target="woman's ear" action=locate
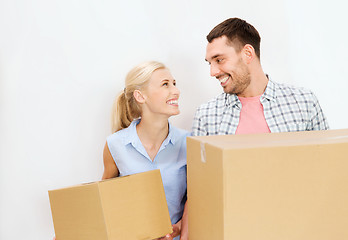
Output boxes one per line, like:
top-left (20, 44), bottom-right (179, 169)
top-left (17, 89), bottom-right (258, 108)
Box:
top-left (133, 90), bottom-right (146, 104)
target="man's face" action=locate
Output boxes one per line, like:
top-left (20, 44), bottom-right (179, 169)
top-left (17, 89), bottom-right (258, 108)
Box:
top-left (205, 36), bottom-right (251, 96)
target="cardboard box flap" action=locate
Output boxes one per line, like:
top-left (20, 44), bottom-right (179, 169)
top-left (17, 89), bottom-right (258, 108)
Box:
top-left (189, 129), bottom-right (348, 150)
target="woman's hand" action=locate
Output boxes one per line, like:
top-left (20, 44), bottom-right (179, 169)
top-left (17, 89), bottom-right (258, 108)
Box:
top-left (157, 220), bottom-right (181, 240)
top-left (171, 220), bottom-right (181, 238)
top-left (157, 234), bottom-right (173, 240)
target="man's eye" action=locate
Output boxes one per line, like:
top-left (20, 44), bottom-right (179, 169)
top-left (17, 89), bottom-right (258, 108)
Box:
top-left (217, 59), bottom-right (223, 63)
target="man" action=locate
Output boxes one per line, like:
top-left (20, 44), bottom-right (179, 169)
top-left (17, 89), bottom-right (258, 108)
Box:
top-left (192, 17), bottom-right (329, 136)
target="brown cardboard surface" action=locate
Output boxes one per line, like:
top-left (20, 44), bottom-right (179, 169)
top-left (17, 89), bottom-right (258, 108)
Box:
top-left (191, 128), bottom-right (348, 150)
top-left (49, 170), bottom-right (172, 240)
top-left (49, 184), bottom-right (108, 240)
top-left (187, 129), bottom-right (348, 240)
top-left (98, 170), bottom-right (172, 239)
top-left (187, 141), bottom-right (224, 240)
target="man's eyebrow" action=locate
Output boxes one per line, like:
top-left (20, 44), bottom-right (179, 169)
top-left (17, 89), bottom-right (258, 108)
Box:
top-left (205, 54), bottom-right (222, 62)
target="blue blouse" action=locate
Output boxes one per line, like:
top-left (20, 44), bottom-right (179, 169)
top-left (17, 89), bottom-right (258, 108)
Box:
top-left (107, 119), bottom-right (190, 226)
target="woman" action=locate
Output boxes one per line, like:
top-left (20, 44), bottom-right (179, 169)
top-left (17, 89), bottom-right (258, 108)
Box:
top-left (102, 61), bottom-right (189, 240)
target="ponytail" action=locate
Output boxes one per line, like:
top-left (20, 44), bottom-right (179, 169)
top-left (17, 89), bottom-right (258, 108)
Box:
top-left (111, 89), bottom-right (141, 133)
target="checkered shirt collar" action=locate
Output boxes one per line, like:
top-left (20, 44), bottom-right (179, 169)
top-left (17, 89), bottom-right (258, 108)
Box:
top-left (225, 76), bottom-right (277, 107)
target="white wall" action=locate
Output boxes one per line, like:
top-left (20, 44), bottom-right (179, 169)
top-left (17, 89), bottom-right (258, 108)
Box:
top-left (1, 0), bottom-right (347, 239)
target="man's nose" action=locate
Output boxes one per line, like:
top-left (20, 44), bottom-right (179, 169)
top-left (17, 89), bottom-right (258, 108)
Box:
top-left (210, 63), bottom-right (220, 77)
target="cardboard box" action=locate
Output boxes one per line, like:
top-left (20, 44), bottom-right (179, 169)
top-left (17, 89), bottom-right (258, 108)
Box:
top-left (49, 169), bottom-right (172, 240)
top-left (187, 129), bottom-right (348, 240)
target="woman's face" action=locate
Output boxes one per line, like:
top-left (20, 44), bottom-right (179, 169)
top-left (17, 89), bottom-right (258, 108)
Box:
top-left (141, 68), bottom-right (180, 118)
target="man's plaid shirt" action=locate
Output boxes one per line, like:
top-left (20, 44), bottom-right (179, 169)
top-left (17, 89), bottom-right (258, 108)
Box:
top-left (192, 80), bottom-right (329, 136)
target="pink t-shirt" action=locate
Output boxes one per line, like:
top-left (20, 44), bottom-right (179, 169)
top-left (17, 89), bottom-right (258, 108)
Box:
top-left (235, 95), bottom-right (271, 135)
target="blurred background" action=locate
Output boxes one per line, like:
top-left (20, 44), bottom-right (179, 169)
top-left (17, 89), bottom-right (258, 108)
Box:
top-left (1, 0), bottom-right (347, 239)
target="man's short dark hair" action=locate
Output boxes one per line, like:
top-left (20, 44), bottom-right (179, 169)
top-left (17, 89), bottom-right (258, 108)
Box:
top-left (207, 18), bottom-right (261, 59)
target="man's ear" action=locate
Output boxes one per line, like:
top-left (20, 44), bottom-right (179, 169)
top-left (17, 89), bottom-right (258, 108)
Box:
top-left (133, 90), bottom-right (146, 104)
top-left (242, 44), bottom-right (255, 64)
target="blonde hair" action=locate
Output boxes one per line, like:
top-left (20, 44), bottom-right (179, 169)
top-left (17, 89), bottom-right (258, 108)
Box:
top-left (111, 61), bottom-right (166, 133)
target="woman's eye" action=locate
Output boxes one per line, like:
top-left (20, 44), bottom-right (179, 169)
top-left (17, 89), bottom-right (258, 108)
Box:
top-left (162, 83), bottom-right (168, 86)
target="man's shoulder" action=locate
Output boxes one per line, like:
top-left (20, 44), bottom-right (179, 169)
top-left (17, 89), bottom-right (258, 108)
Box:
top-left (196, 93), bottom-right (227, 111)
top-left (273, 81), bottom-right (314, 95)
top-left (271, 81), bottom-right (316, 101)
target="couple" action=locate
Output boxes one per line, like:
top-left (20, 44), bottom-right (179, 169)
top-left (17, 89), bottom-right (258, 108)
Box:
top-left (94, 17), bottom-right (329, 240)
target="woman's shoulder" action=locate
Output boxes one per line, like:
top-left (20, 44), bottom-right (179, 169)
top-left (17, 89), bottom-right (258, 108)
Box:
top-left (107, 124), bottom-right (133, 143)
top-left (170, 125), bottom-right (192, 139)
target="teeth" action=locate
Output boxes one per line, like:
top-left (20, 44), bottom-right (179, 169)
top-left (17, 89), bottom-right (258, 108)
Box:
top-left (219, 76), bottom-right (229, 84)
top-left (167, 100), bottom-right (178, 105)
